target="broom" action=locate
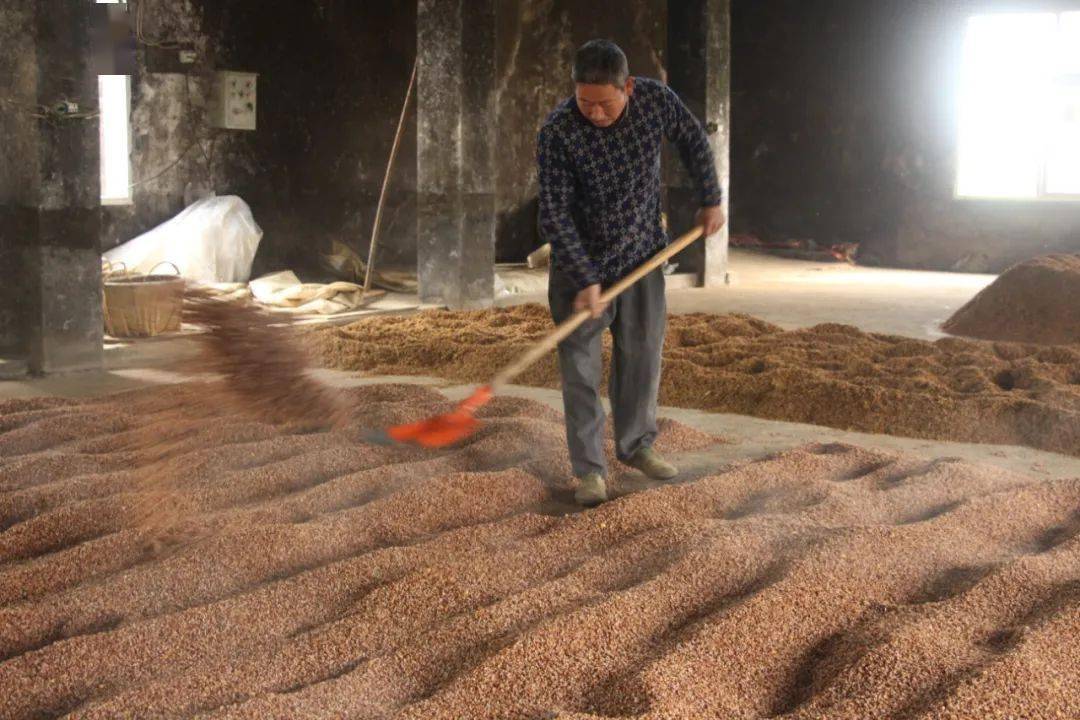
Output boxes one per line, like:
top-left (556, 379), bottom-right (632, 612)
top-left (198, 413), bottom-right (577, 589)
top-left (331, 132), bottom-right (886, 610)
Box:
top-left (376, 225), bottom-right (706, 448)
top-left (181, 288), bottom-right (349, 428)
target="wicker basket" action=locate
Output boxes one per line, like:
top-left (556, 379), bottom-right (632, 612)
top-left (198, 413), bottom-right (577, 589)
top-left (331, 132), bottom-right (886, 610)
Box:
top-left (103, 263), bottom-right (185, 338)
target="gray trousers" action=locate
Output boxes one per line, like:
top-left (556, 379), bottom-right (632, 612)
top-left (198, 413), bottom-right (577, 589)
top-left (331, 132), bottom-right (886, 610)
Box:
top-left (548, 266), bottom-right (667, 478)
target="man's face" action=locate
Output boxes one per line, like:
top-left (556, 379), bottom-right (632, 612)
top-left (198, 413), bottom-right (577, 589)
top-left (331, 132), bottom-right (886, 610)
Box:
top-left (575, 78), bottom-right (634, 128)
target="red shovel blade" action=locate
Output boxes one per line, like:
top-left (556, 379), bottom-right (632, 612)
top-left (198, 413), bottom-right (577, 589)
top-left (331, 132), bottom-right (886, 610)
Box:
top-left (383, 385), bottom-right (493, 448)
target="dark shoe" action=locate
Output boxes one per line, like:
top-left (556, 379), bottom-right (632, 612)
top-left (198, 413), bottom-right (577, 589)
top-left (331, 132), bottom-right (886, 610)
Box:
top-left (625, 447), bottom-right (678, 480)
top-left (574, 472), bottom-right (607, 507)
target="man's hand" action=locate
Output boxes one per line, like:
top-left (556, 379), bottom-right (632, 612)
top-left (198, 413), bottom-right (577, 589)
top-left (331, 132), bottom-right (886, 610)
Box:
top-left (573, 284), bottom-right (608, 320)
top-left (696, 205), bottom-right (726, 237)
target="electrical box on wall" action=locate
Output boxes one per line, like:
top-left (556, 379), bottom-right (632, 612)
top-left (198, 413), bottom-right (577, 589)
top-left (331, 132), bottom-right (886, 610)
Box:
top-left (144, 42), bottom-right (198, 74)
top-left (209, 71), bottom-right (257, 131)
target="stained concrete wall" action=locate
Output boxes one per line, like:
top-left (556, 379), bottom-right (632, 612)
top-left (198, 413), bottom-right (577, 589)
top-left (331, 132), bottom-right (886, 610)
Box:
top-left (667, 0), bottom-right (731, 284)
top-left (731, 0), bottom-right (1080, 273)
top-left (3, 0), bottom-right (715, 331)
top-left (102, 0), bottom-right (417, 276)
top-left (3, 0), bottom-right (419, 362)
top-left (107, 1), bottom-right (689, 271)
top-left (206, 0), bottom-right (418, 274)
top-left (494, 0), bottom-right (668, 263)
top-left (0, 1), bottom-right (721, 369)
top-left (0, 1), bottom-right (40, 353)
top-left (100, 0), bottom-right (243, 257)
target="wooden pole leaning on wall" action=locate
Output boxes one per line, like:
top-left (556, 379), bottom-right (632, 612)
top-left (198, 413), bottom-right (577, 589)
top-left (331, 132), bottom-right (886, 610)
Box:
top-left (362, 58), bottom-right (418, 299)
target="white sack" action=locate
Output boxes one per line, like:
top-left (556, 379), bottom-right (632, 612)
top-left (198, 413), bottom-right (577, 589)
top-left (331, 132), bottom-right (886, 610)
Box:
top-left (104, 195), bottom-right (263, 283)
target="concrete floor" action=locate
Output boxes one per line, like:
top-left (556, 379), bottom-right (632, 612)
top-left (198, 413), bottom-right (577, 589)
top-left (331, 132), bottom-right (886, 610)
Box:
top-left (443, 381), bottom-right (1080, 512)
top-left (499, 249), bottom-right (996, 339)
top-left (5, 251), bottom-right (1064, 505)
top-left (0, 291), bottom-right (424, 380)
top-left (495, 264), bottom-right (698, 297)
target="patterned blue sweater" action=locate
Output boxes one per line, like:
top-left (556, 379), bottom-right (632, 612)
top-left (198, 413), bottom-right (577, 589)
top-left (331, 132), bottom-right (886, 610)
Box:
top-left (537, 77), bottom-right (722, 291)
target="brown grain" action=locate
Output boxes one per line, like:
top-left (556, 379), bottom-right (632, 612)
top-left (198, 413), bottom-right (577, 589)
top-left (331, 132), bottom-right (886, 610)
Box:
top-left (0, 385), bottom-right (1077, 719)
top-left (315, 305), bottom-right (1080, 456)
top-left (943, 254), bottom-right (1080, 346)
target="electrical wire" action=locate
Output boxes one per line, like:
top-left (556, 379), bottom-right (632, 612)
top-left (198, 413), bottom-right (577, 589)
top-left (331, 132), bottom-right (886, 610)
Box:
top-left (123, 56), bottom-right (219, 193)
top-left (128, 138), bottom-right (199, 189)
top-left (0, 96), bottom-right (42, 111)
top-left (135, 0), bottom-right (187, 50)
top-left (0, 97), bottom-right (47, 118)
top-left (129, 76), bottom-right (218, 190)
top-left (1, 96), bottom-right (100, 121)
top-left (185, 73), bottom-right (216, 185)
top-left (1, 2), bottom-right (208, 190)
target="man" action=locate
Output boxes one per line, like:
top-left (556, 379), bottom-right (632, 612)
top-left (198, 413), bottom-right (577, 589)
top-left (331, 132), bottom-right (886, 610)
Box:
top-left (537, 39), bottom-right (725, 507)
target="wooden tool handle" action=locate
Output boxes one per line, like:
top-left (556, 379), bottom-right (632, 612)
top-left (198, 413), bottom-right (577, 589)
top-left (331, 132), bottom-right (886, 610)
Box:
top-left (490, 226), bottom-right (705, 390)
top-left (362, 59), bottom-right (418, 298)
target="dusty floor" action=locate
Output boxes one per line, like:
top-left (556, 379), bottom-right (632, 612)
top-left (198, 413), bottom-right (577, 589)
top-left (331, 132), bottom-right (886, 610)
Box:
top-left (2, 382), bottom-right (1079, 719)
top-left (497, 250), bottom-right (996, 340)
top-left (316, 305), bottom-right (1080, 457)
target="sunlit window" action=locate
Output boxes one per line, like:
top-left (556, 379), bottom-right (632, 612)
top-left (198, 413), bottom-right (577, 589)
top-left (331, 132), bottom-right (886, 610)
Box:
top-left (957, 12), bottom-right (1080, 199)
top-left (96, 0), bottom-right (131, 205)
top-left (98, 74), bottom-right (132, 205)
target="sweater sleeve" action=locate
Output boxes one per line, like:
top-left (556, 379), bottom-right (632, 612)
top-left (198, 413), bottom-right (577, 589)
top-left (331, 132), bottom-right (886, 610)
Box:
top-left (537, 124), bottom-right (600, 290)
top-left (659, 84), bottom-right (723, 207)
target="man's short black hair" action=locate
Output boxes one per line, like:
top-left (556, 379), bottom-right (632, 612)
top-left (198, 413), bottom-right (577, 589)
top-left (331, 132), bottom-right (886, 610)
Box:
top-left (572, 39), bottom-right (629, 87)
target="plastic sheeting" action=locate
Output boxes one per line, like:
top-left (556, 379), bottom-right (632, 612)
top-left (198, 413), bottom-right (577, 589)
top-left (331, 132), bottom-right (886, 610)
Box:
top-left (103, 195), bottom-right (263, 283)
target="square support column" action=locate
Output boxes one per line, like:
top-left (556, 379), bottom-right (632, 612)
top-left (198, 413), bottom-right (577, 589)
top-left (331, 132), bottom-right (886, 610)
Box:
top-left (0, 0), bottom-right (39, 362)
top-left (32, 1), bottom-right (103, 373)
top-left (667, 0), bottom-right (731, 287)
top-left (0, 1), bottom-right (103, 374)
top-left (416, 0), bottom-right (497, 309)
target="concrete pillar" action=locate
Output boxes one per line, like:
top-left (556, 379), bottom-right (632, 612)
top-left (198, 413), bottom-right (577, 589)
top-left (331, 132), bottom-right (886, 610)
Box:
top-left (0, 0), bottom-right (40, 369)
top-left (416, 0), bottom-right (497, 309)
top-left (1, 1), bottom-right (103, 375)
top-left (667, 0), bottom-right (731, 287)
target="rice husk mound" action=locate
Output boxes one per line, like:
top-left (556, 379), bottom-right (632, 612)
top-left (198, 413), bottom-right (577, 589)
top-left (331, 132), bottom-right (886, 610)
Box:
top-left (314, 305), bottom-right (1080, 457)
top-left (943, 253), bottom-right (1080, 345)
top-left (1, 386), bottom-right (1078, 718)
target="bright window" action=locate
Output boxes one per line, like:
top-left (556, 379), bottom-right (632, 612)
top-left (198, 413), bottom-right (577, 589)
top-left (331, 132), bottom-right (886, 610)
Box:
top-left (98, 74), bottom-right (132, 205)
top-left (957, 12), bottom-right (1080, 199)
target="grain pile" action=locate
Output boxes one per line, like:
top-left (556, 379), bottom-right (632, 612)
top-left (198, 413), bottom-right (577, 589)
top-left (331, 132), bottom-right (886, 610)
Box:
top-left (943, 254), bottom-right (1080, 345)
top-left (2, 385), bottom-right (1078, 718)
top-left (315, 305), bottom-right (1080, 456)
